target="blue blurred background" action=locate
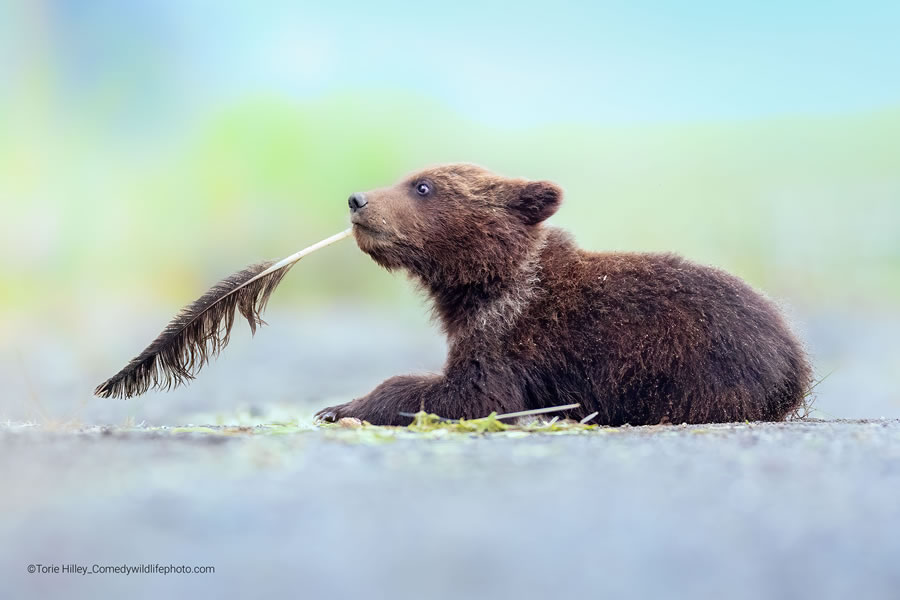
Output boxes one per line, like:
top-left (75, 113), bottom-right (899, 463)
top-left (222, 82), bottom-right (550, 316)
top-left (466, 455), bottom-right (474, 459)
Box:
top-left (1, 1), bottom-right (898, 422)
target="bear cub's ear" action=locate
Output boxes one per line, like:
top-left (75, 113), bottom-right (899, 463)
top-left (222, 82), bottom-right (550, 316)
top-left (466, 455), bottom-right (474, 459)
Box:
top-left (510, 181), bottom-right (562, 225)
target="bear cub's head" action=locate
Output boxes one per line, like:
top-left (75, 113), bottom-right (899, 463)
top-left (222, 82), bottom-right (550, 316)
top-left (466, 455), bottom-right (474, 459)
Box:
top-left (347, 164), bottom-right (562, 287)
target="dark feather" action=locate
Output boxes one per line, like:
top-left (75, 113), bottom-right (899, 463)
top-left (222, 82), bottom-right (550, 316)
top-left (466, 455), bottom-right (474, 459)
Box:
top-left (94, 260), bottom-right (293, 399)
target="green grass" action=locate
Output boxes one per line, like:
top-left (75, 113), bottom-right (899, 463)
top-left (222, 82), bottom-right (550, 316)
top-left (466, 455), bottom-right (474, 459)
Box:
top-left (25, 413), bottom-right (609, 440)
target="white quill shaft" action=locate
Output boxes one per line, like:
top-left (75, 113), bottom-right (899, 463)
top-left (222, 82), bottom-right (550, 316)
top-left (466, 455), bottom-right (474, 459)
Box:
top-left (248, 228), bottom-right (352, 285)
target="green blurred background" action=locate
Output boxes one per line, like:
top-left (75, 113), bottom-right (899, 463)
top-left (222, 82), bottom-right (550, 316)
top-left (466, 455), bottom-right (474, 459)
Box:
top-left (1, 1), bottom-right (898, 421)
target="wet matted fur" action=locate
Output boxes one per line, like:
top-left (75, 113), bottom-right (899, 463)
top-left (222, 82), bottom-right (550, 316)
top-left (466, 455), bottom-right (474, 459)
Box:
top-left (317, 164), bottom-right (812, 426)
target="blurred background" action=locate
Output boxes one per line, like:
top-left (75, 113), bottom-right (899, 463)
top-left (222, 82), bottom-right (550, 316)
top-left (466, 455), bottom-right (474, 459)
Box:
top-left (1, 0), bottom-right (898, 423)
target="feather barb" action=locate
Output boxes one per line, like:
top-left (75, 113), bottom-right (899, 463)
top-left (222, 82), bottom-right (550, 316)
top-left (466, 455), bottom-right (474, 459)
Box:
top-left (94, 228), bottom-right (352, 399)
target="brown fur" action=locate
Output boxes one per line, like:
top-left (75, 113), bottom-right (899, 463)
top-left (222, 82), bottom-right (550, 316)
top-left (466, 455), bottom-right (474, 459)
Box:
top-left (316, 164), bottom-right (812, 426)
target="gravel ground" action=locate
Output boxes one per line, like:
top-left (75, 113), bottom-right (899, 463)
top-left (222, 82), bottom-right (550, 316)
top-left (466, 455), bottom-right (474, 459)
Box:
top-left (2, 308), bottom-right (899, 599)
top-left (2, 419), bottom-right (899, 600)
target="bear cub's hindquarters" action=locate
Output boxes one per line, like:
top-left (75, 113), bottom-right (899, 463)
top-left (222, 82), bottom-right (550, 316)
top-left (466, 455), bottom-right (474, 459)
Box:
top-left (316, 164), bottom-right (812, 426)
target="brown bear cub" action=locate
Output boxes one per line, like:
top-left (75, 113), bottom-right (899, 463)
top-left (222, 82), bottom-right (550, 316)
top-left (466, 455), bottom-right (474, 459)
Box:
top-left (316, 164), bottom-right (811, 426)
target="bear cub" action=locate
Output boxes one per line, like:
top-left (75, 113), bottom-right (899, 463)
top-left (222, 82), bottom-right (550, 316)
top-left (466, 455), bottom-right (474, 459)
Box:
top-left (316, 164), bottom-right (811, 426)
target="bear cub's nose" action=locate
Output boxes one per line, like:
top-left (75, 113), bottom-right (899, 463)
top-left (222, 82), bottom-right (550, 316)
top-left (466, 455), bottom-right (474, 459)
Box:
top-left (348, 193), bottom-right (368, 212)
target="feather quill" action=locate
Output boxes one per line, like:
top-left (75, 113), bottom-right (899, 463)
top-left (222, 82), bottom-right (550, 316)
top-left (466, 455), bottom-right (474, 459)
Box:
top-left (94, 228), bottom-right (352, 399)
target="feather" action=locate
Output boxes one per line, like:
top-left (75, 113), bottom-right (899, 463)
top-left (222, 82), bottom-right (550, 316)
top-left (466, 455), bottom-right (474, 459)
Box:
top-left (94, 228), bottom-right (352, 399)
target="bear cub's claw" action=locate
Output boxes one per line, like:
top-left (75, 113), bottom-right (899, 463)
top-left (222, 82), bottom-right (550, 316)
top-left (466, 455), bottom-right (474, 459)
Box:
top-left (314, 404), bottom-right (350, 424)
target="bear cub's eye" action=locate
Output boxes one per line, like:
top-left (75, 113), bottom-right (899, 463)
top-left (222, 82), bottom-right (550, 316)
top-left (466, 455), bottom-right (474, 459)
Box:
top-left (415, 181), bottom-right (432, 197)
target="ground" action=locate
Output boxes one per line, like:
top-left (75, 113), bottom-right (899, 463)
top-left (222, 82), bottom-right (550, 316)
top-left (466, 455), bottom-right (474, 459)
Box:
top-left (2, 419), bottom-right (899, 600)
top-left (2, 308), bottom-right (899, 599)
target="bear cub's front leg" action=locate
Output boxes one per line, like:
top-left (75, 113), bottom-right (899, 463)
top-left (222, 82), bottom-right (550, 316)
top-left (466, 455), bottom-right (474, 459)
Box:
top-left (314, 374), bottom-right (443, 426)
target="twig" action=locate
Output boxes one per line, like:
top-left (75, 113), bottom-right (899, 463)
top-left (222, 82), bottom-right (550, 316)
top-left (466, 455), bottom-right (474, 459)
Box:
top-left (494, 403), bottom-right (580, 421)
top-left (790, 369), bottom-right (837, 420)
top-left (399, 402), bottom-right (581, 422)
top-left (579, 411), bottom-right (599, 424)
top-left (806, 369), bottom-right (836, 394)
